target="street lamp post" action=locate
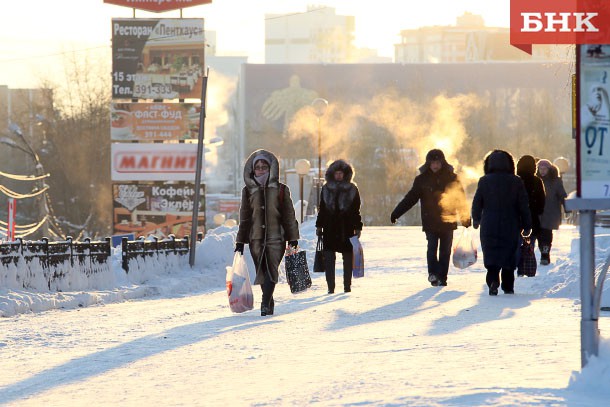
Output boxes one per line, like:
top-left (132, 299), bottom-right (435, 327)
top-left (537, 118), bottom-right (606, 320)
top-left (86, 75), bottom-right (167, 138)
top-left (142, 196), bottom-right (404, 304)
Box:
top-left (311, 98), bottom-right (328, 211)
top-left (295, 159), bottom-right (311, 224)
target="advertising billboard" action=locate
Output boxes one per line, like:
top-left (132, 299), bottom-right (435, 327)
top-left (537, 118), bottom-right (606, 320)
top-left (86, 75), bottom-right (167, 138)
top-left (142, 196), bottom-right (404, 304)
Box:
top-left (104, 0), bottom-right (212, 13)
top-left (111, 142), bottom-right (203, 181)
top-left (111, 102), bottom-right (201, 141)
top-left (112, 18), bottom-right (205, 100)
top-left (113, 181), bottom-right (205, 238)
top-left (578, 44), bottom-right (610, 198)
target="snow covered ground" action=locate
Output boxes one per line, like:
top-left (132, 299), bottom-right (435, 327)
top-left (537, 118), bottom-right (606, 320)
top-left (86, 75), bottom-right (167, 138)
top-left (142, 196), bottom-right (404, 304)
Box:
top-left (1, 223), bottom-right (610, 406)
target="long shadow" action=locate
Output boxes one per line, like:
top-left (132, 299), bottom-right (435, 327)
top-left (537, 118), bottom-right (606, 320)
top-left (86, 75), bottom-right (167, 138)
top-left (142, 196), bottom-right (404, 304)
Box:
top-left (426, 285), bottom-right (533, 336)
top-left (0, 313), bottom-right (279, 404)
top-left (323, 286), bottom-right (455, 331)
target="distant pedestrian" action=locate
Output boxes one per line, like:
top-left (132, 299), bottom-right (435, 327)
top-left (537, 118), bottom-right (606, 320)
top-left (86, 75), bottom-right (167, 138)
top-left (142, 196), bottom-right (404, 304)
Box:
top-left (235, 149), bottom-right (300, 316)
top-left (391, 149), bottom-right (470, 287)
top-left (536, 159), bottom-right (567, 265)
top-left (472, 150), bottom-right (532, 295)
top-left (516, 155), bottom-right (545, 274)
top-left (316, 159), bottom-right (363, 294)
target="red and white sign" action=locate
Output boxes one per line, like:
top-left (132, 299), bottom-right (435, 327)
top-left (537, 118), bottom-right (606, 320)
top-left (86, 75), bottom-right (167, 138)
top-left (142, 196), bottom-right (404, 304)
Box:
top-left (7, 198), bottom-right (16, 241)
top-left (111, 143), bottom-right (204, 181)
top-left (104, 0), bottom-right (212, 13)
top-left (510, 0), bottom-right (610, 54)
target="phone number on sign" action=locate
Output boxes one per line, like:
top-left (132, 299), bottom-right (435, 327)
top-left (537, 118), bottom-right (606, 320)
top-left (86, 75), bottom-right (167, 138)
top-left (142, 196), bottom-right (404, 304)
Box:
top-left (134, 84), bottom-right (173, 97)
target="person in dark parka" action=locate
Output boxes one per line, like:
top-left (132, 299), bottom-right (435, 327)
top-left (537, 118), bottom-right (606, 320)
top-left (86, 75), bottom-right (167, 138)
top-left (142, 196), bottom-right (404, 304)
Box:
top-left (536, 159), bottom-right (567, 265)
top-left (315, 159), bottom-right (363, 294)
top-left (391, 149), bottom-right (470, 287)
top-left (472, 150), bottom-right (532, 295)
top-left (516, 155), bottom-right (546, 255)
top-left (235, 149), bottom-right (300, 316)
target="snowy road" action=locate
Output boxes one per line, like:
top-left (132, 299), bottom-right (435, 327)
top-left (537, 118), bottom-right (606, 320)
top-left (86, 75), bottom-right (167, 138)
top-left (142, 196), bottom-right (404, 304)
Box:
top-left (1, 226), bottom-right (609, 406)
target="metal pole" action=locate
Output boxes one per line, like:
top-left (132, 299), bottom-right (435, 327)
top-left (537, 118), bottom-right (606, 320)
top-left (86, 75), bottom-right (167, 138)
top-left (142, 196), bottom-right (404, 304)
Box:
top-left (317, 117), bottom-right (321, 210)
top-left (299, 175), bottom-right (304, 224)
top-left (579, 209), bottom-right (599, 367)
top-left (189, 68), bottom-right (209, 268)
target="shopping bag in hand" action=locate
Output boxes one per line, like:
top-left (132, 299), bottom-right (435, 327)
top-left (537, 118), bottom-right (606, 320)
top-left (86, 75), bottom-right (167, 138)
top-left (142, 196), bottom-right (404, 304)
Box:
top-left (350, 236), bottom-right (364, 278)
top-left (313, 237), bottom-right (326, 273)
top-left (517, 238), bottom-right (537, 277)
top-left (452, 227), bottom-right (477, 269)
top-left (226, 252), bottom-right (254, 313)
top-left (284, 246), bottom-right (312, 294)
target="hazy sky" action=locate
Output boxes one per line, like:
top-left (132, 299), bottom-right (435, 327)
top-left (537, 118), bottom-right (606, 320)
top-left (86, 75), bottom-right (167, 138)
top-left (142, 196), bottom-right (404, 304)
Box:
top-left (0, 0), bottom-right (510, 88)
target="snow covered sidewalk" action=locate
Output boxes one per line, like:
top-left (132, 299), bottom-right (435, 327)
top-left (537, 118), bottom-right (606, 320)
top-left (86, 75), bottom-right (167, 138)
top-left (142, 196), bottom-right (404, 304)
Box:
top-left (1, 226), bottom-right (610, 406)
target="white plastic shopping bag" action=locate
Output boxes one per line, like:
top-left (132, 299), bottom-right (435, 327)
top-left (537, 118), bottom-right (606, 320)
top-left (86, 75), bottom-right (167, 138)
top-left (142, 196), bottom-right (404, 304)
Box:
top-left (226, 252), bottom-right (254, 313)
top-left (349, 236), bottom-right (364, 278)
top-left (452, 227), bottom-right (477, 269)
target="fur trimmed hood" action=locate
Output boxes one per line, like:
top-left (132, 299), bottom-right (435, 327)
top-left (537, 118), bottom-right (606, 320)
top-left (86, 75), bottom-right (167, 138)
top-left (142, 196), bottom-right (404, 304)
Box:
top-left (322, 159), bottom-right (358, 213)
top-left (243, 149), bottom-right (280, 193)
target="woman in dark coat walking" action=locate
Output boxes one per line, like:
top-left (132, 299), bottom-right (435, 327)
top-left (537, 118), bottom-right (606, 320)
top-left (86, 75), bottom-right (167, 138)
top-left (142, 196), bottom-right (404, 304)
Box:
top-left (472, 150), bottom-right (532, 295)
top-left (536, 159), bottom-right (567, 265)
top-left (390, 149), bottom-right (470, 287)
top-left (235, 149), bottom-right (300, 316)
top-left (516, 155), bottom-right (546, 246)
top-left (315, 159), bottom-right (363, 294)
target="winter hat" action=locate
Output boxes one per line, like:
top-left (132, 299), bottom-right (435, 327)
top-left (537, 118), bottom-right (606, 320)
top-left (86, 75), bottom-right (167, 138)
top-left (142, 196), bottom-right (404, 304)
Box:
top-left (425, 149), bottom-right (445, 163)
top-left (252, 154), bottom-right (270, 170)
top-left (537, 159), bottom-right (553, 169)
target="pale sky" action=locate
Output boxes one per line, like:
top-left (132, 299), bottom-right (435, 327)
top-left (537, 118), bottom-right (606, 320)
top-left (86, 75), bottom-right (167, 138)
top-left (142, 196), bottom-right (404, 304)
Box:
top-left (0, 0), bottom-right (510, 88)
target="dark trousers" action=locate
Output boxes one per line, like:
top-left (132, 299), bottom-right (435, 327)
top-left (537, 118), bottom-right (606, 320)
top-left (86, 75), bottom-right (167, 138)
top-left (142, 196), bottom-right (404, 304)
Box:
top-left (261, 273), bottom-right (276, 308)
top-left (425, 230), bottom-right (453, 283)
top-left (486, 265), bottom-right (515, 292)
top-left (538, 228), bottom-right (553, 247)
top-left (324, 250), bottom-right (353, 291)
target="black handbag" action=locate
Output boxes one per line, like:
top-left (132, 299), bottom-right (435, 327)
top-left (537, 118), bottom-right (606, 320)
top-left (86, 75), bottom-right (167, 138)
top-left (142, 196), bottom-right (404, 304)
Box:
top-left (285, 250), bottom-right (312, 293)
top-left (517, 238), bottom-right (537, 277)
top-left (313, 237), bottom-right (326, 273)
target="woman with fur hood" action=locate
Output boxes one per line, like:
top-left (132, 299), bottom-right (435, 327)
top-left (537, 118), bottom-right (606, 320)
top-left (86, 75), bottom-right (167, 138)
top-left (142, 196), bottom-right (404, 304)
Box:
top-left (536, 159), bottom-right (567, 265)
top-left (235, 150), bottom-right (300, 316)
top-left (315, 159), bottom-right (363, 294)
top-left (516, 155), bottom-right (546, 258)
top-left (390, 149), bottom-right (470, 287)
top-left (472, 150), bottom-right (532, 295)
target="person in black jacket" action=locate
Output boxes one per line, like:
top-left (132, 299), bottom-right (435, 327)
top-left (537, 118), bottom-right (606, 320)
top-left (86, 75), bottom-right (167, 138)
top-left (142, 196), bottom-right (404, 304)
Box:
top-left (516, 155), bottom-right (545, 274)
top-left (390, 149), bottom-right (470, 287)
top-left (315, 159), bottom-right (363, 294)
top-left (472, 150), bottom-right (532, 295)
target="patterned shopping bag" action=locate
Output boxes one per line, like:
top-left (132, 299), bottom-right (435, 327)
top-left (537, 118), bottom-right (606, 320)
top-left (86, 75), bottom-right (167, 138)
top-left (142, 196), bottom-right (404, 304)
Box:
top-left (517, 238), bottom-right (537, 277)
top-left (284, 247), bottom-right (312, 293)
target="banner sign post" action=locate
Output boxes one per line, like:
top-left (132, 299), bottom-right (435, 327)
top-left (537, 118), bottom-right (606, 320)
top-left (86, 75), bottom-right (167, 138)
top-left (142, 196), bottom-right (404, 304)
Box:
top-left (111, 18), bottom-right (205, 100)
top-left (111, 102), bottom-right (201, 141)
top-left (104, 0), bottom-right (212, 13)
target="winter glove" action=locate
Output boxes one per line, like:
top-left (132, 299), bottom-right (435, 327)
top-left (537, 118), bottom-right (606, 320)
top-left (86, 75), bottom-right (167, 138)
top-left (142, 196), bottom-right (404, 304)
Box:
top-left (473, 221), bottom-right (480, 229)
top-left (234, 242), bottom-right (244, 255)
top-left (462, 218), bottom-right (471, 228)
top-left (390, 215), bottom-right (397, 224)
top-left (316, 227), bottom-right (323, 237)
top-left (288, 240), bottom-right (299, 248)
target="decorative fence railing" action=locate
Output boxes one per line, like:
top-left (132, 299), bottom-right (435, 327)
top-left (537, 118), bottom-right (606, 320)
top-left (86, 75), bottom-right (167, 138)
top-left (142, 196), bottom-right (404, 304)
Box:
top-left (121, 235), bottom-right (191, 273)
top-left (0, 233), bottom-right (200, 290)
top-left (0, 237), bottom-right (112, 290)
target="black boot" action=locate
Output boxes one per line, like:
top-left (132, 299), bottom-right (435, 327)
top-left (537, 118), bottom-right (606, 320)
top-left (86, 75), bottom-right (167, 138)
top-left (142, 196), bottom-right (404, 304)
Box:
top-left (540, 245), bottom-right (551, 265)
top-left (261, 303), bottom-right (270, 316)
top-left (268, 298), bottom-right (274, 315)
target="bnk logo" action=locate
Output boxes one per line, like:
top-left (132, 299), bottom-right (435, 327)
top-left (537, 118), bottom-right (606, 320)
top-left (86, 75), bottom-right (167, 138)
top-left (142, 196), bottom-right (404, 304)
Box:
top-left (510, 0), bottom-right (610, 54)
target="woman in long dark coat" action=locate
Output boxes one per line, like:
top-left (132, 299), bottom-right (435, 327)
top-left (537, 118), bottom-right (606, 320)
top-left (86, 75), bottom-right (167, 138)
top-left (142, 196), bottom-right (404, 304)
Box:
top-left (235, 149), bottom-right (300, 316)
top-left (315, 159), bottom-right (363, 294)
top-left (516, 155), bottom-right (546, 249)
top-left (536, 159), bottom-right (567, 265)
top-left (472, 150), bottom-right (532, 295)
